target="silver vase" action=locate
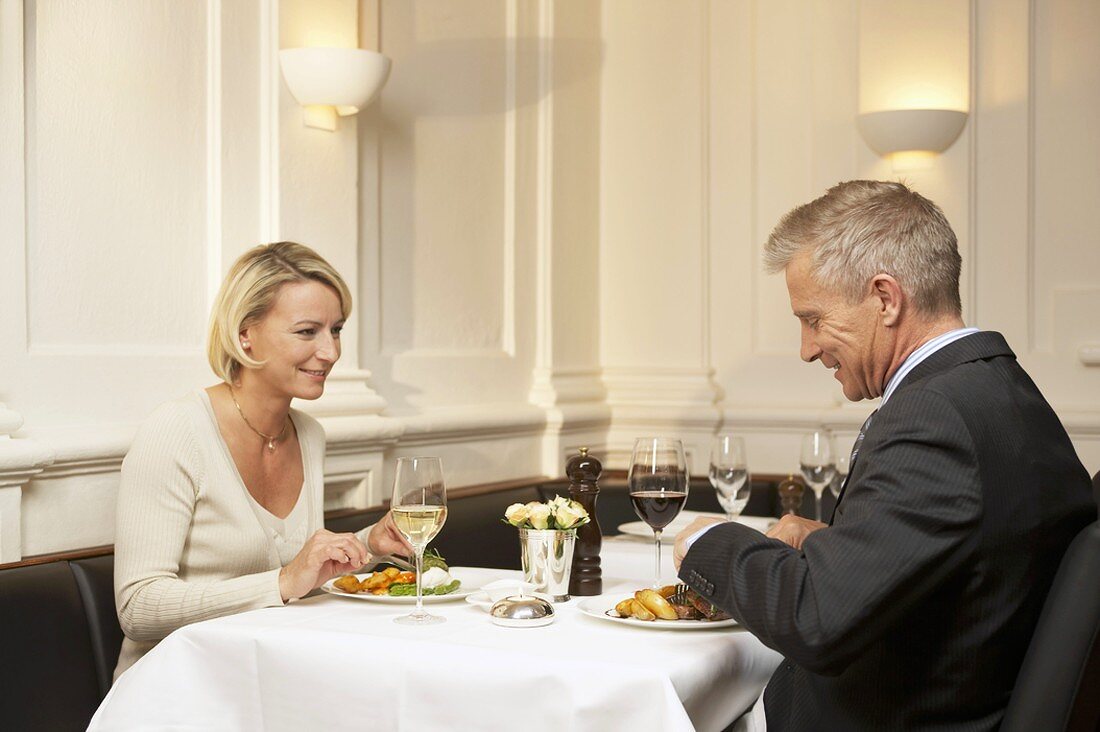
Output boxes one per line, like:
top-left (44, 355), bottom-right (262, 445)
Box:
top-left (518, 528), bottom-right (576, 602)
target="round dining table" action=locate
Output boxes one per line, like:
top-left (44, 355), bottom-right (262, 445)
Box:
top-left (89, 530), bottom-right (781, 731)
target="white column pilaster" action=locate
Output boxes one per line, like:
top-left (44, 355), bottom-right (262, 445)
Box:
top-left (0, 405), bottom-right (54, 562)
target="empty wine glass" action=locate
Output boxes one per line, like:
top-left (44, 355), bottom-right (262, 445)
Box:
top-left (391, 457), bottom-right (448, 625)
top-left (628, 437), bottom-right (688, 588)
top-left (709, 435), bottom-right (751, 522)
top-left (830, 450), bottom-right (850, 499)
top-left (799, 431), bottom-right (836, 522)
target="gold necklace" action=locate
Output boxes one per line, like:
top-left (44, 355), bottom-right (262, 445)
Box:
top-left (229, 387), bottom-right (289, 453)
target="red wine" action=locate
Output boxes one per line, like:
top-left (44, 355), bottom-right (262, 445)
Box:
top-left (631, 491), bottom-right (687, 530)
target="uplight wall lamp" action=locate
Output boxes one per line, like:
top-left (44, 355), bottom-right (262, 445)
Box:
top-left (857, 1), bottom-right (970, 171)
top-left (278, 47), bottom-right (392, 131)
top-left (857, 108), bottom-right (968, 171)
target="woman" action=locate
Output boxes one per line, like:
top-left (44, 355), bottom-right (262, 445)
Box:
top-left (113, 241), bottom-right (406, 679)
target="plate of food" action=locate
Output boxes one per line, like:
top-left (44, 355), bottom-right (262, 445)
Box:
top-left (577, 585), bottom-right (738, 630)
top-left (321, 551), bottom-right (499, 603)
top-left (617, 511), bottom-right (777, 543)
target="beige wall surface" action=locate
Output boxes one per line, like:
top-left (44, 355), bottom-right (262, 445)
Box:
top-left (0, 0), bottom-right (1096, 560)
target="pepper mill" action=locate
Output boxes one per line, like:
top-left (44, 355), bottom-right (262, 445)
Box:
top-left (567, 447), bottom-right (602, 596)
top-left (777, 474), bottom-right (805, 516)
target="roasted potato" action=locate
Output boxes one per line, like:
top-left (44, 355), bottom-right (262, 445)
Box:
top-left (657, 585), bottom-right (678, 599)
top-left (615, 598), bottom-right (636, 618)
top-left (333, 574), bottom-right (361, 593)
top-left (635, 589), bottom-right (678, 620)
top-left (362, 572), bottom-right (393, 591)
top-left (628, 599), bottom-right (656, 621)
top-left (382, 567), bottom-right (401, 578)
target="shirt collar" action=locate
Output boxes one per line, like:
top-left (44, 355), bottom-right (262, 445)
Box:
top-left (881, 327), bottom-right (981, 405)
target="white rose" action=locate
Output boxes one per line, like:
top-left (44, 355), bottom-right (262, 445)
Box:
top-left (553, 500), bottom-right (589, 529)
top-left (548, 495), bottom-right (568, 510)
top-left (528, 504), bottom-right (552, 529)
top-left (504, 503), bottom-right (529, 526)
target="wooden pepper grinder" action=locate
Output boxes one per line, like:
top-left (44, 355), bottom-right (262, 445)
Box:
top-left (777, 474), bottom-right (805, 516)
top-left (568, 447), bottom-right (602, 596)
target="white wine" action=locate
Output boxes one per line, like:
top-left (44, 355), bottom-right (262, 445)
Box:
top-left (392, 504), bottom-right (447, 548)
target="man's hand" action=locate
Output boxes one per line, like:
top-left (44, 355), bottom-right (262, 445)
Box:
top-left (766, 514), bottom-right (826, 551)
top-left (673, 516), bottom-right (724, 570)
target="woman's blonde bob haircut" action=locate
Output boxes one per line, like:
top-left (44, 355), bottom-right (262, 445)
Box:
top-left (207, 241), bottom-right (352, 383)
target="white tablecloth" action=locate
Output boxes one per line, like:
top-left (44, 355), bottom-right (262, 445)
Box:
top-left (90, 538), bottom-right (781, 731)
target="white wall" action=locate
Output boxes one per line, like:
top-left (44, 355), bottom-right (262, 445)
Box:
top-left (600, 0), bottom-right (1100, 476)
top-left (0, 0), bottom-right (1096, 561)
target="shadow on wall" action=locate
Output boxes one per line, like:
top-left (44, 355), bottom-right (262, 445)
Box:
top-left (378, 36), bottom-right (604, 118)
top-left (359, 36), bottom-right (604, 414)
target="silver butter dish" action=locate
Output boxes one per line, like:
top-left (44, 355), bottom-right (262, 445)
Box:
top-left (489, 595), bottom-right (555, 628)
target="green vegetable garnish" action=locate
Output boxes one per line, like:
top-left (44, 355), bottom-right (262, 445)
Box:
top-left (388, 579), bottom-right (461, 596)
top-left (421, 548), bottom-right (449, 572)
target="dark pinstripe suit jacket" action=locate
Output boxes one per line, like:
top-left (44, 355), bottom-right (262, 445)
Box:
top-left (681, 332), bottom-right (1096, 731)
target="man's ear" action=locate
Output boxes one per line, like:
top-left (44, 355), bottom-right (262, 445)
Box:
top-left (870, 273), bottom-right (904, 327)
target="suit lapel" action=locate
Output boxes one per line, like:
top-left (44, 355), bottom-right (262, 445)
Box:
top-left (828, 331), bottom-right (1014, 524)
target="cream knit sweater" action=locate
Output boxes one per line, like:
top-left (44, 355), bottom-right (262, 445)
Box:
top-left (112, 390), bottom-right (325, 679)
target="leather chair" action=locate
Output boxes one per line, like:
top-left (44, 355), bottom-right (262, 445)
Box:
top-left (0, 562), bottom-right (103, 731)
top-left (433, 486), bottom-right (543, 569)
top-left (325, 487), bottom-right (544, 569)
top-left (544, 478), bottom-right (782, 537)
top-left (325, 505), bottom-right (387, 536)
top-left (1001, 521), bottom-right (1100, 732)
top-left (71, 555), bottom-right (125, 697)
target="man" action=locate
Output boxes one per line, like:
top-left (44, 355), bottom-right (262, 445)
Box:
top-left (675, 180), bottom-right (1095, 731)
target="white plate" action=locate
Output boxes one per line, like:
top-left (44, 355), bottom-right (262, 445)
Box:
top-left (618, 511), bottom-right (777, 543)
top-left (576, 594), bottom-right (738, 630)
top-left (465, 590), bottom-right (556, 612)
top-left (320, 567), bottom-right (501, 603)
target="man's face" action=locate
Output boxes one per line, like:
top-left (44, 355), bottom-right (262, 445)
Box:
top-left (784, 251), bottom-right (890, 401)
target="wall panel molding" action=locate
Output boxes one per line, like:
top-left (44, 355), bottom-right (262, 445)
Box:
top-left (205, 0), bottom-right (223, 306)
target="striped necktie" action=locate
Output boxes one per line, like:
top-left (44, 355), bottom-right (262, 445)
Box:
top-left (848, 409), bottom-right (876, 469)
top-left (829, 409), bottom-right (876, 524)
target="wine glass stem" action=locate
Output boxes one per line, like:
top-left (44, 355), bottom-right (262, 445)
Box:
top-left (414, 545), bottom-right (425, 616)
top-left (812, 485), bottom-right (825, 521)
top-left (653, 530), bottom-right (663, 588)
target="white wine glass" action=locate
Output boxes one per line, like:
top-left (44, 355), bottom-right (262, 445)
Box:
top-left (830, 450), bottom-right (850, 499)
top-left (799, 431), bottom-right (836, 522)
top-left (628, 437), bottom-right (689, 588)
top-left (709, 435), bottom-right (751, 522)
top-left (391, 456), bottom-right (448, 626)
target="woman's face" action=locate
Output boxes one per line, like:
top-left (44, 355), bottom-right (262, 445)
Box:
top-left (240, 280), bottom-right (345, 400)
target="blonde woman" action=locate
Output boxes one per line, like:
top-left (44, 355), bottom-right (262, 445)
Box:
top-left (113, 241), bottom-right (407, 679)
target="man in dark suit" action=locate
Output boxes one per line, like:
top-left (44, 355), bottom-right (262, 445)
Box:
top-left (675, 180), bottom-right (1095, 731)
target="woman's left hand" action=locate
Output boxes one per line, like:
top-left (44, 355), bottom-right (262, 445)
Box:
top-left (366, 511), bottom-right (413, 558)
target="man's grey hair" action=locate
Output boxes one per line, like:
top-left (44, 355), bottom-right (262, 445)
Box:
top-left (763, 180), bottom-right (962, 316)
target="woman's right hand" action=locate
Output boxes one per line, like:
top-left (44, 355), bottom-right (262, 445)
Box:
top-left (279, 529), bottom-right (369, 602)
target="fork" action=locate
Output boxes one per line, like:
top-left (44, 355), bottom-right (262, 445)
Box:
top-left (669, 583), bottom-right (692, 605)
top-left (363, 554), bottom-right (417, 572)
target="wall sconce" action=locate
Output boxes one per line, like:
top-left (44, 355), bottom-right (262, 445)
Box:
top-left (278, 48), bottom-right (392, 132)
top-left (857, 108), bottom-right (968, 171)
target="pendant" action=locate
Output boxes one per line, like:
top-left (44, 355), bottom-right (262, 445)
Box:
top-left (266, 439), bottom-right (276, 453)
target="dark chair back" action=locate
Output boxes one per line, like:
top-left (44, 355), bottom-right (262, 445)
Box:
top-left (1001, 522), bottom-right (1100, 732)
top-left (433, 486), bottom-right (543, 569)
top-left (71, 555), bottom-right (125, 696)
top-left (325, 505), bottom-right (387, 536)
top-left (0, 562), bottom-right (103, 731)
